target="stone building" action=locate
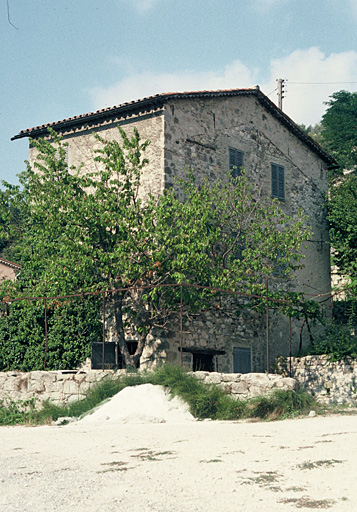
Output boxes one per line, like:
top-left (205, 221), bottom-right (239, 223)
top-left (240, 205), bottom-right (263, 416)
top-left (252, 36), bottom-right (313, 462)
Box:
top-left (12, 87), bottom-right (337, 372)
top-left (0, 258), bottom-right (21, 283)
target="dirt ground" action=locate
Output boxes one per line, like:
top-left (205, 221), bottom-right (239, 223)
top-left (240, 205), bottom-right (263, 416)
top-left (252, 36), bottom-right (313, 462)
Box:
top-left (1, 414), bottom-right (357, 511)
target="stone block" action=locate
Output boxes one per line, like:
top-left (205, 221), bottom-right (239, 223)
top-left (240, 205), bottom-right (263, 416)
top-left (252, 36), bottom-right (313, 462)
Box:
top-left (30, 371), bottom-right (45, 381)
top-left (240, 373), bottom-right (270, 386)
top-left (280, 377), bottom-right (299, 390)
top-left (63, 380), bottom-right (80, 395)
top-left (230, 382), bottom-right (249, 394)
top-left (220, 373), bottom-right (241, 382)
top-left (203, 372), bottom-right (222, 384)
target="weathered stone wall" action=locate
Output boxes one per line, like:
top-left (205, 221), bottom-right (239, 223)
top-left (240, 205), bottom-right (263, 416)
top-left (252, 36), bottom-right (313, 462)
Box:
top-left (0, 261), bottom-right (18, 283)
top-left (29, 109), bottom-right (165, 201)
top-left (163, 95), bottom-right (331, 366)
top-left (26, 94), bottom-right (332, 374)
top-left (162, 300), bottom-right (267, 373)
top-left (0, 369), bottom-right (297, 407)
top-left (279, 355), bottom-right (357, 405)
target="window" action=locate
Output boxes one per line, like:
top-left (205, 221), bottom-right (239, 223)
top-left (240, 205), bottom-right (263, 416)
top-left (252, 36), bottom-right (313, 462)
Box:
top-left (55, 146), bottom-right (69, 166)
top-left (233, 347), bottom-right (251, 373)
top-left (229, 148), bottom-right (244, 178)
top-left (271, 163), bottom-right (285, 200)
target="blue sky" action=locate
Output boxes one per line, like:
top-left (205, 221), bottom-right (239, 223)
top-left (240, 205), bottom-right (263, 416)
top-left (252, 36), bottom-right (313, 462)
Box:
top-left (2, 0), bottom-right (357, 184)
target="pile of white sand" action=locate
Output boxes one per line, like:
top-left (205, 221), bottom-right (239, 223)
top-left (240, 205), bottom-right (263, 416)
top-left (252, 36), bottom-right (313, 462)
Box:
top-left (80, 383), bottom-right (196, 424)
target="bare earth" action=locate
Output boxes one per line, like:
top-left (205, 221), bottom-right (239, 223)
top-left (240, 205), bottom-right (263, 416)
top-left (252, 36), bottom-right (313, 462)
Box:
top-left (1, 387), bottom-right (357, 511)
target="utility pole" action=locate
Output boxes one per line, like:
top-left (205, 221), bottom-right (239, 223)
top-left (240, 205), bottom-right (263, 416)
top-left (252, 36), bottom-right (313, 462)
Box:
top-left (277, 78), bottom-right (286, 110)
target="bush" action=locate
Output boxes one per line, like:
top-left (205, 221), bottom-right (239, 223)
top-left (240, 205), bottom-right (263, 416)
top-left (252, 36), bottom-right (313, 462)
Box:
top-left (0, 296), bottom-right (102, 371)
top-left (248, 389), bottom-right (314, 420)
top-left (307, 320), bottom-right (357, 361)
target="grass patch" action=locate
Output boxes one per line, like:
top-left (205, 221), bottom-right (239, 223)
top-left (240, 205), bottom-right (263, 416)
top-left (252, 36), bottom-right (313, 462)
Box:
top-left (0, 365), bottom-right (317, 426)
top-left (247, 388), bottom-right (315, 420)
top-left (296, 459), bottom-right (343, 470)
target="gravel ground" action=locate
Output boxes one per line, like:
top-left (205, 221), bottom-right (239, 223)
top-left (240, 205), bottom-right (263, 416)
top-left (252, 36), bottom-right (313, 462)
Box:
top-left (1, 414), bottom-right (357, 512)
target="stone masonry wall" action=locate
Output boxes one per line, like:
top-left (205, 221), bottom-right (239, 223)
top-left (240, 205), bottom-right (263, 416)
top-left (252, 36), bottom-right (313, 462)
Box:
top-left (0, 369), bottom-right (297, 407)
top-left (26, 94), bottom-right (332, 376)
top-left (163, 95), bottom-right (331, 362)
top-left (279, 355), bottom-right (357, 405)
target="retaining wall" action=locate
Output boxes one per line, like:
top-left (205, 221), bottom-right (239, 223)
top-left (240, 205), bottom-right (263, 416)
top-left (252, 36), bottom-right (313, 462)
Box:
top-left (279, 355), bottom-right (357, 405)
top-left (3, 357), bottom-right (355, 408)
top-left (0, 369), bottom-right (297, 407)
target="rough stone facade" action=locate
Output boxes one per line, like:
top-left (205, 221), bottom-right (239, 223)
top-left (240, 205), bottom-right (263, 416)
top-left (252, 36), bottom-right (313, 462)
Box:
top-left (278, 355), bottom-right (357, 405)
top-left (0, 369), bottom-right (298, 407)
top-left (14, 88), bottom-right (335, 373)
top-left (0, 258), bottom-right (21, 283)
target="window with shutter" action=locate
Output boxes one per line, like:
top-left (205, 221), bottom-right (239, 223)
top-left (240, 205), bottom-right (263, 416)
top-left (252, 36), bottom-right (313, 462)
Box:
top-left (233, 347), bottom-right (251, 373)
top-left (229, 148), bottom-right (244, 178)
top-left (271, 163), bottom-right (285, 200)
top-left (55, 146), bottom-right (69, 166)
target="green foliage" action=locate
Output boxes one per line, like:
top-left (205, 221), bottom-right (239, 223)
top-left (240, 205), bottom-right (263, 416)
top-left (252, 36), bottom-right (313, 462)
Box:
top-left (0, 126), bottom-right (310, 369)
top-left (306, 320), bottom-right (357, 361)
top-left (321, 90), bottom-right (357, 178)
top-left (328, 174), bottom-right (357, 282)
top-left (298, 123), bottom-right (324, 146)
top-left (0, 398), bottom-right (37, 426)
top-left (247, 389), bottom-right (314, 420)
top-left (0, 183), bottom-right (23, 261)
top-left (0, 297), bottom-right (102, 371)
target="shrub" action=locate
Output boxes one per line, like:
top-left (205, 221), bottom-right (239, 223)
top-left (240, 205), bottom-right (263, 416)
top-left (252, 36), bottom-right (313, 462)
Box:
top-left (307, 320), bottom-right (357, 361)
top-left (0, 296), bottom-right (102, 371)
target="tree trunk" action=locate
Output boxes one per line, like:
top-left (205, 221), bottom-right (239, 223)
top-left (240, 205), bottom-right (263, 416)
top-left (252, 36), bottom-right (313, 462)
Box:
top-left (112, 290), bottom-right (149, 369)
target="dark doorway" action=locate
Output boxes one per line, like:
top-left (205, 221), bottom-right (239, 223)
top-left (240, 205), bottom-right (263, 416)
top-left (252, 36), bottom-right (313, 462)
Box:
top-left (193, 352), bottom-right (214, 372)
top-left (118, 341), bottom-right (140, 369)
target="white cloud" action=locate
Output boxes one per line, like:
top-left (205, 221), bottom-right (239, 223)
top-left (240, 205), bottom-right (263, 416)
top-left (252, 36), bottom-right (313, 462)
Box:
top-left (89, 60), bottom-right (258, 108)
top-left (261, 47), bottom-right (357, 125)
top-left (251, 0), bottom-right (288, 11)
top-left (129, 0), bottom-right (161, 14)
top-left (89, 48), bottom-right (357, 126)
top-left (347, 0), bottom-right (357, 16)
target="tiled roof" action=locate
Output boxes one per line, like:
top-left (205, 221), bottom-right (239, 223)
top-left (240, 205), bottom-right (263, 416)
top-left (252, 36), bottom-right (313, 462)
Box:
top-left (0, 258), bottom-right (22, 270)
top-left (11, 87), bottom-right (338, 168)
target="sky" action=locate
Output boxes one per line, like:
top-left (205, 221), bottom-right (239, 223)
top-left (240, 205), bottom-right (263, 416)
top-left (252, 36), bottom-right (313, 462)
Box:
top-left (1, 0), bottom-right (357, 185)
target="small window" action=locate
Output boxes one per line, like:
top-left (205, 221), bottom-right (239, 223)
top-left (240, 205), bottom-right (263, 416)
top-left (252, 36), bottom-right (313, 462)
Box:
top-left (233, 347), bottom-right (251, 373)
top-left (271, 163), bottom-right (285, 200)
top-left (55, 146), bottom-right (69, 166)
top-left (229, 148), bottom-right (244, 178)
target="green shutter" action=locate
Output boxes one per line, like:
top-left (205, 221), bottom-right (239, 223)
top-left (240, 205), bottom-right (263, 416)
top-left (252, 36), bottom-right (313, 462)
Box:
top-left (271, 163), bottom-right (285, 199)
top-left (229, 148), bottom-right (244, 178)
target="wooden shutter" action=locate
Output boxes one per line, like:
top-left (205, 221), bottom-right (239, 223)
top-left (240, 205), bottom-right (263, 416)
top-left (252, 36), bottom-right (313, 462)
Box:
top-left (233, 347), bottom-right (251, 373)
top-left (271, 163), bottom-right (285, 199)
top-left (55, 146), bottom-right (69, 166)
top-left (229, 148), bottom-right (244, 178)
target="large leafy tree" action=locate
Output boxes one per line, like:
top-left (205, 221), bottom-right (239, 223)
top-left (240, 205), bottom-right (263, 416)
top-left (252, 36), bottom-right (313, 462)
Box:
top-left (321, 90), bottom-right (357, 178)
top-left (0, 184), bottom-right (23, 262)
top-left (1, 127), bottom-right (310, 369)
top-left (329, 174), bottom-right (357, 285)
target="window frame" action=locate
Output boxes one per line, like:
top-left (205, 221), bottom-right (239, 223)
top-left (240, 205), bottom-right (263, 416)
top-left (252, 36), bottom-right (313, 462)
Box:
top-left (229, 147), bottom-right (244, 178)
top-left (233, 346), bottom-right (252, 374)
top-left (271, 163), bottom-right (285, 200)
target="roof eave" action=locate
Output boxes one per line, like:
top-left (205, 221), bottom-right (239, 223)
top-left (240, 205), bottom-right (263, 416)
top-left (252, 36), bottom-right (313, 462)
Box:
top-left (11, 88), bottom-right (337, 168)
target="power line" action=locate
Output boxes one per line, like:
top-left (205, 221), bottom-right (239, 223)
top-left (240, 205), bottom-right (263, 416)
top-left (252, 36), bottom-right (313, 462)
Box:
top-left (288, 81), bottom-right (357, 85)
top-left (267, 87), bottom-right (278, 97)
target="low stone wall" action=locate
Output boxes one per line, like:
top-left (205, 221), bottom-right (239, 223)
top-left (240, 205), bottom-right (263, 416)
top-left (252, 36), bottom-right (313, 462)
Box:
top-left (279, 355), bottom-right (357, 405)
top-left (0, 369), bottom-right (298, 407)
top-left (0, 370), bottom-right (118, 407)
top-left (194, 371), bottom-right (298, 399)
